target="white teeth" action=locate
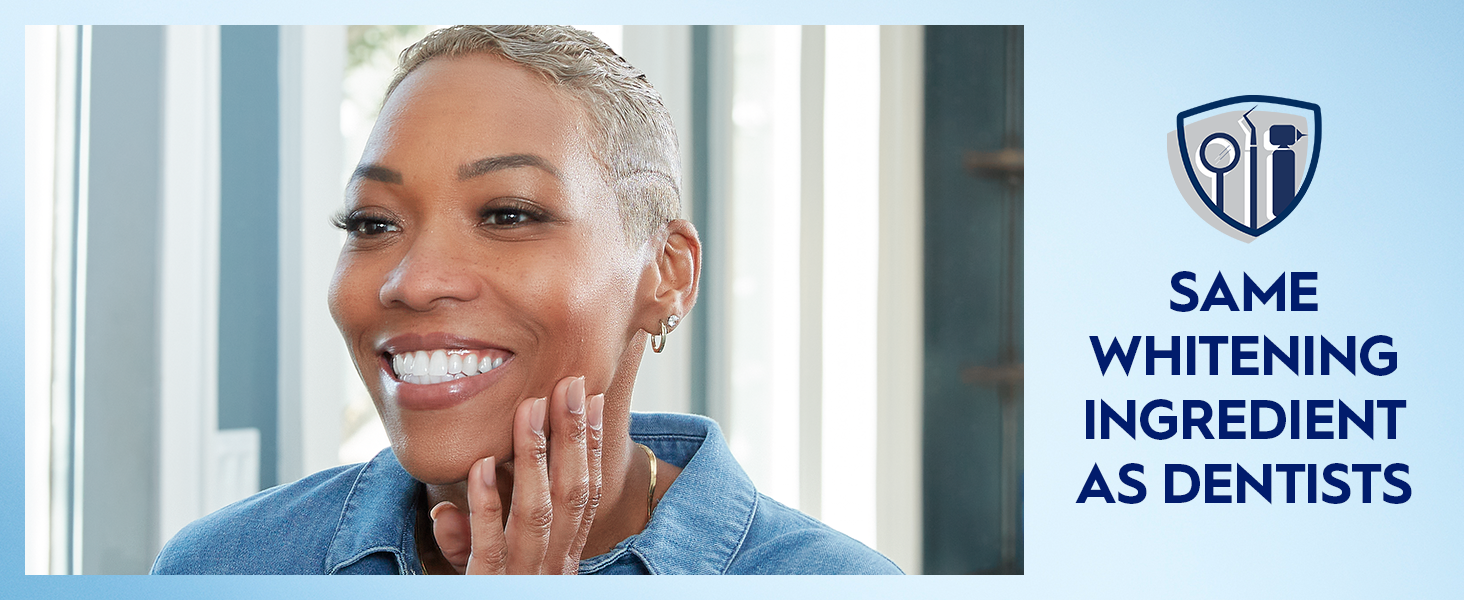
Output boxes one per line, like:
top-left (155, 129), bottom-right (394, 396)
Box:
top-left (390, 349), bottom-right (505, 383)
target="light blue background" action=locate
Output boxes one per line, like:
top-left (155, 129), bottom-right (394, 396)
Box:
top-left (1026, 0), bottom-right (1464, 597)
top-left (6, 0), bottom-right (1463, 597)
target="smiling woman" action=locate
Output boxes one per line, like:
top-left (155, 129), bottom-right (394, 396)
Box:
top-left (150, 25), bottom-right (900, 575)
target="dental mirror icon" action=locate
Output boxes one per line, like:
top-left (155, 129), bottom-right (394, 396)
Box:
top-left (1198, 132), bottom-right (1240, 210)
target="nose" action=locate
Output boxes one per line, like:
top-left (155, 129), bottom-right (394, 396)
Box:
top-left (378, 233), bottom-right (480, 311)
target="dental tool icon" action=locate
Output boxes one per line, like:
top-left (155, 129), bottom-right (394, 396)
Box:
top-left (1268, 123), bottom-right (1306, 216)
top-left (1198, 132), bottom-right (1240, 211)
top-left (1240, 107), bottom-right (1259, 229)
top-left (1172, 95), bottom-right (1321, 240)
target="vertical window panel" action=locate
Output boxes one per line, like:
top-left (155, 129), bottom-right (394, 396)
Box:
top-left (724, 25), bottom-right (803, 508)
top-left (820, 25), bottom-right (881, 548)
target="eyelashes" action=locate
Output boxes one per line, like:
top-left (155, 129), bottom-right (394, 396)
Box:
top-left (331, 199), bottom-right (554, 239)
top-left (331, 209), bottom-right (402, 237)
top-left (477, 201), bottom-right (551, 227)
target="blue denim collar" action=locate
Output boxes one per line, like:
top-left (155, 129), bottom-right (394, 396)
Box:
top-left (322, 412), bottom-right (756, 575)
top-left (322, 448), bottom-right (422, 574)
top-left (582, 412), bottom-right (758, 574)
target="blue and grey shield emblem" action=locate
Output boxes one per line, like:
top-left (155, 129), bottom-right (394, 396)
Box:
top-left (1167, 95), bottom-right (1321, 242)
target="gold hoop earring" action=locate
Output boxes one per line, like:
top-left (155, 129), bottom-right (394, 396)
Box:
top-left (650, 314), bottom-right (679, 353)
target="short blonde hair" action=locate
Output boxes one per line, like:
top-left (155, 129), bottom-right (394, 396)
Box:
top-left (388, 25), bottom-right (682, 245)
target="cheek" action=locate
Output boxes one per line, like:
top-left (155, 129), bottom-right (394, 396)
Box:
top-left (505, 246), bottom-right (641, 381)
top-left (327, 253), bottom-right (380, 358)
top-left (326, 257), bottom-right (350, 328)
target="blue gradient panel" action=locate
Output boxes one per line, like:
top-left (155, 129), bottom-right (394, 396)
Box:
top-left (7, 1), bottom-right (1464, 598)
top-left (1024, 1), bottom-right (1464, 598)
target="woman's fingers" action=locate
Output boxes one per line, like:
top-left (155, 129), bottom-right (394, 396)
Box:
top-left (429, 501), bottom-right (471, 573)
top-left (463, 457), bottom-right (510, 574)
top-left (571, 393), bottom-right (606, 562)
top-left (503, 396), bottom-right (553, 573)
top-left (428, 378), bottom-right (599, 575)
top-left (543, 377), bottom-right (592, 574)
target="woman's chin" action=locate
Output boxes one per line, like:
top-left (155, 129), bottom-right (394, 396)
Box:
top-left (389, 433), bottom-right (513, 486)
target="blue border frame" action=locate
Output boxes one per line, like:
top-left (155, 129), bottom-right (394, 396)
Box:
top-left (1175, 94), bottom-right (1323, 238)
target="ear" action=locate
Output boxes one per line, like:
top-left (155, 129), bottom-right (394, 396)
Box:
top-left (636, 219), bottom-right (701, 335)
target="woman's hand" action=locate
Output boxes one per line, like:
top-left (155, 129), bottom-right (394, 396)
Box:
top-left (428, 376), bottom-right (605, 574)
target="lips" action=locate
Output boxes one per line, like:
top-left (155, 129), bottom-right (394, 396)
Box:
top-left (377, 333), bottom-right (514, 411)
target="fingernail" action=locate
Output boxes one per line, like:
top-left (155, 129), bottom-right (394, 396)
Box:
top-left (531, 397), bottom-right (547, 434)
top-left (479, 456), bottom-right (496, 487)
top-left (587, 394), bottom-right (605, 431)
top-left (429, 501), bottom-right (453, 521)
top-left (567, 377), bottom-right (585, 414)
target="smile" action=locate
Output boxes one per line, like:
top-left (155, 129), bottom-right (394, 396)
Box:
top-left (390, 349), bottom-right (509, 384)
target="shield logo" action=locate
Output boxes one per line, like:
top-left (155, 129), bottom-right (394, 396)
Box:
top-left (1167, 95), bottom-right (1321, 242)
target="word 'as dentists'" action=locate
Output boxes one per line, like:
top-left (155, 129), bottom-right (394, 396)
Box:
top-left (1076, 462), bottom-right (1412, 505)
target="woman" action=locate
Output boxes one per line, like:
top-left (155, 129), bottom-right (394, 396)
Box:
top-left (152, 25), bottom-right (899, 575)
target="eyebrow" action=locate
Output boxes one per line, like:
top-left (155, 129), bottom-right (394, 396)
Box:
top-left (349, 153), bottom-right (560, 186)
top-left (350, 164), bottom-right (403, 185)
top-left (458, 153), bottom-right (561, 181)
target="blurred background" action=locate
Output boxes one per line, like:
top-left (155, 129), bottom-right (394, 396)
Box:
top-left (23, 25), bottom-right (1022, 575)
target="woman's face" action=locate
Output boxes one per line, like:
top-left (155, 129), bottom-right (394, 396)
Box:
top-left (328, 54), bottom-right (650, 484)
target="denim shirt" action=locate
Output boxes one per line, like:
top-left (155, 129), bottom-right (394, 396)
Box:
top-left (152, 412), bottom-right (902, 575)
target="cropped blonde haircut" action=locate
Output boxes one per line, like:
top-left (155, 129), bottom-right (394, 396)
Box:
top-left (387, 25), bottom-right (682, 245)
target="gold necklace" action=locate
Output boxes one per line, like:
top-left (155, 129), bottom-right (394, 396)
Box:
top-left (635, 442), bottom-right (658, 521)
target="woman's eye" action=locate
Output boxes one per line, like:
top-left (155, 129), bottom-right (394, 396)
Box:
top-left (355, 220), bottom-right (400, 236)
top-left (481, 208), bottom-right (539, 227)
top-left (333, 212), bottom-right (402, 238)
